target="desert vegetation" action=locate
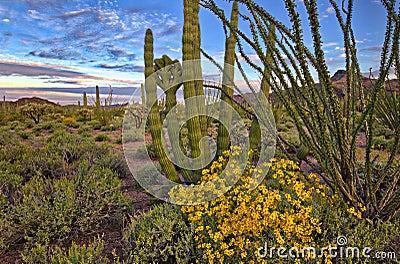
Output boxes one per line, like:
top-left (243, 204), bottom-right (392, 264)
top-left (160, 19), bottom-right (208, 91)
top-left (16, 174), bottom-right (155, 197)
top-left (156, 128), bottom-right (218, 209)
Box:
top-left (1, 0), bottom-right (399, 263)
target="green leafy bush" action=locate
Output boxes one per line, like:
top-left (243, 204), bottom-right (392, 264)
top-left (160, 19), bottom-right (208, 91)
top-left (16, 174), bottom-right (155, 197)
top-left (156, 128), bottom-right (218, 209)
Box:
top-left (134, 145), bottom-right (149, 159)
top-left (20, 236), bottom-right (109, 264)
top-left (0, 165), bottom-right (131, 251)
top-left (95, 133), bottom-right (109, 142)
top-left (77, 124), bottom-right (93, 136)
top-left (89, 120), bottom-right (102, 130)
top-left (123, 129), bottom-right (143, 143)
top-left (96, 153), bottom-right (130, 178)
top-left (123, 203), bottom-right (195, 264)
top-left (134, 162), bottom-right (163, 187)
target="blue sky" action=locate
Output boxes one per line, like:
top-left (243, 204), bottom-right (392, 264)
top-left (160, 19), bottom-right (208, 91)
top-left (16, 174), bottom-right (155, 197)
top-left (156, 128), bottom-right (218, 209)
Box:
top-left (0, 0), bottom-right (391, 103)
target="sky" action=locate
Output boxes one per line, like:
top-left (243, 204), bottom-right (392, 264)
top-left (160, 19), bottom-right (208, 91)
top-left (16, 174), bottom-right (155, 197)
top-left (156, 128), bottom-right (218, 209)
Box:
top-left (0, 0), bottom-right (392, 104)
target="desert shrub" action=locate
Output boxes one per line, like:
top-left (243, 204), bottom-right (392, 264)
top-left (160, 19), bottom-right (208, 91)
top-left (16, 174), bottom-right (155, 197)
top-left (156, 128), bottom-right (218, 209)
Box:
top-left (17, 131), bottom-right (31, 140)
top-left (20, 236), bottom-right (108, 264)
top-left (171, 149), bottom-right (335, 263)
top-left (96, 153), bottom-right (130, 178)
top-left (135, 145), bottom-right (149, 159)
top-left (39, 121), bottom-right (55, 131)
top-left (115, 136), bottom-right (123, 144)
top-left (0, 165), bottom-right (131, 251)
top-left (371, 135), bottom-right (395, 151)
top-left (89, 120), bottom-right (102, 130)
top-left (24, 119), bottom-right (36, 129)
top-left (123, 129), bottom-right (143, 143)
top-left (134, 162), bottom-right (163, 187)
top-left (61, 117), bottom-right (76, 127)
top-left (8, 120), bottom-right (22, 130)
top-left (123, 203), bottom-right (195, 264)
top-left (145, 142), bottom-right (157, 159)
top-left (0, 170), bottom-right (23, 209)
top-left (101, 123), bottom-right (116, 131)
top-left (77, 124), bottom-right (93, 137)
top-left (95, 133), bottom-right (109, 142)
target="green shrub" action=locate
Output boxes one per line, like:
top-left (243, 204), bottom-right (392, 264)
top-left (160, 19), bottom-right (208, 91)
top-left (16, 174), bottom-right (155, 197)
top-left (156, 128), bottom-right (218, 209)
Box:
top-left (20, 236), bottom-right (109, 264)
top-left (134, 162), bottom-right (163, 187)
top-left (0, 165), bottom-right (131, 251)
top-left (116, 136), bottom-right (123, 144)
top-left (78, 125), bottom-right (92, 135)
top-left (18, 131), bottom-right (31, 140)
top-left (95, 133), bottom-right (108, 142)
top-left (372, 135), bottom-right (395, 150)
top-left (89, 120), bottom-right (102, 130)
top-left (8, 120), bottom-right (22, 130)
top-left (135, 145), bottom-right (149, 159)
top-left (0, 170), bottom-right (23, 209)
top-left (24, 119), bottom-right (35, 129)
top-left (123, 129), bottom-right (143, 143)
top-left (39, 121), bottom-right (55, 131)
top-left (123, 203), bottom-right (195, 264)
top-left (96, 153), bottom-right (130, 178)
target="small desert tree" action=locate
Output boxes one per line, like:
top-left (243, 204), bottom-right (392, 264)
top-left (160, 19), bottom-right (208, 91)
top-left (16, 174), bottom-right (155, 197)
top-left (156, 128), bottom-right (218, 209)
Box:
top-left (19, 103), bottom-right (49, 124)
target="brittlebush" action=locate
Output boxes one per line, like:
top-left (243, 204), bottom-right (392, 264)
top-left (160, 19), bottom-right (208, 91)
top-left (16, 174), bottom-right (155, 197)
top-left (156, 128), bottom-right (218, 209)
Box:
top-left (171, 148), bottom-right (342, 263)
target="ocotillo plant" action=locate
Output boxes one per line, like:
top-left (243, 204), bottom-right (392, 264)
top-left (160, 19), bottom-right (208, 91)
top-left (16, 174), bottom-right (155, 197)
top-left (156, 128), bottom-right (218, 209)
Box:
top-left (216, 1), bottom-right (238, 157)
top-left (144, 29), bottom-right (180, 183)
top-left (248, 24), bottom-right (276, 153)
top-left (202, 0), bottom-right (400, 221)
top-left (183, 0), bottom-right (209, 180)
top-left (83, 92), bottom-right (88, 107)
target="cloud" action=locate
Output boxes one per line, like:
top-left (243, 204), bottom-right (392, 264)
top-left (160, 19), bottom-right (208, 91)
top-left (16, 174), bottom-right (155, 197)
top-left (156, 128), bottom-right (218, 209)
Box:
top-left (97, 63), bottom-right (144, 72)
top-left (0, 61), bottom-right (87, 78)
top-left (358, 46), bottom-right (383, 52)
top-left (323, 42), bottom-right (339, 47)
top-left (2, 18), bottom-right (10, 23)
top-left (0, 60), bottom-right (142, 86)
top-left (166, 46), bottom-right (181, 53)
top-left (326, 7), bottom-right (335, 14)
top-left (45, 79), bottom-right (84, 85)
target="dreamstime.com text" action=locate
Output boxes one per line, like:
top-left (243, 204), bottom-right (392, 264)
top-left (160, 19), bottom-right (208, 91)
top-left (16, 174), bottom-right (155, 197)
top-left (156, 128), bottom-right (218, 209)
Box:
top-left (258, 236), bottom-right (397, 260)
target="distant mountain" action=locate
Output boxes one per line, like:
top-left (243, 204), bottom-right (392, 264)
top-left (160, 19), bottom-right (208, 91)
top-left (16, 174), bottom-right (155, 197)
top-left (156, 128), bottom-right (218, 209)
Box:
top-left (5, 97), bottom-right (59, 108)
top-left (330, 69), bottom-right (370, 83)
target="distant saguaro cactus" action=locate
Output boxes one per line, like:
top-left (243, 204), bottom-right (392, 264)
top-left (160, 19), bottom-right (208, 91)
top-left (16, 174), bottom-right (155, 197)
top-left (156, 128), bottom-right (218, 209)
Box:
top-left (95, 85), bottom-right (100, 110)
top-left (83, 92), bottom-right (88, 107)
top-left (2, 95), bottom-right (6, 113)
top-left (140, 84), bottom-right (145, 105)
top-left (144, 29), bottom-right (180, 183)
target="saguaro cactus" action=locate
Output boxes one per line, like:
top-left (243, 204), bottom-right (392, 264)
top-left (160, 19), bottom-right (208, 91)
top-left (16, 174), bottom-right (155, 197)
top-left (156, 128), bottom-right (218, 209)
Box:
top-left (183, 0), bottom-right (209, 180)
top-left (140, 84), bottom-right (145, 105)
top-left (95, 85), bottom-right (100, 110)
top-left (2, 95), bottom-right (6, 113)
top-left (144, 29), bottom-right (180, 183)
top-left (154, 55), bottom-right (193, 182)
top-left (83, 92), bottom-right (88, 107)
top-left (216, 1), bottom-right (239, 157)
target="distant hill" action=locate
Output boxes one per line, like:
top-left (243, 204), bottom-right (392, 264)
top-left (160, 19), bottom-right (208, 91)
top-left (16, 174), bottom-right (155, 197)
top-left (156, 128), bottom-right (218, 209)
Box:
top-left (2, 97), bottom-right (59, 110)
top-left (13, 97), bottom-right (59, 106)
